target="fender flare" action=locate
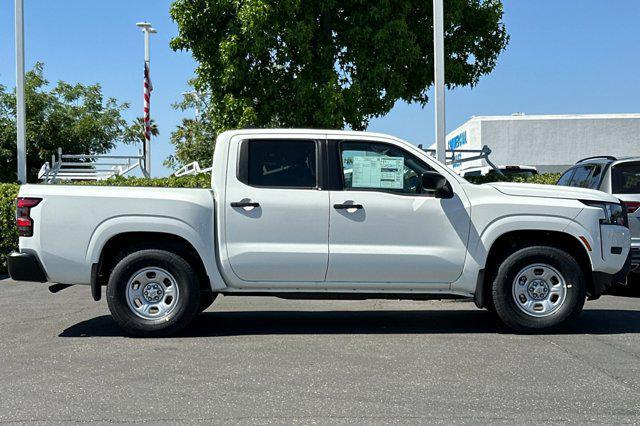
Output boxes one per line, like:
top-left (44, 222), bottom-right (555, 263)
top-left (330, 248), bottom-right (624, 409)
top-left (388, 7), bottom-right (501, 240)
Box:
top-left (464, 214), bottom-right (593, 307)
top-left (85, 215), bottom-right (225, 299)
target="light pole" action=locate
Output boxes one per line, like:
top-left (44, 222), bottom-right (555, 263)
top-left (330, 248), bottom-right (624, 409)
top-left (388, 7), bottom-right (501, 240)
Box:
top-left (181, 91), bottom-right (201, 122)
top-left (136, 21), bottom-right (156, 177)
top-left (433, 0), bottom-right (447, 164)
top-left (15, 0), bottom-right (26, 183)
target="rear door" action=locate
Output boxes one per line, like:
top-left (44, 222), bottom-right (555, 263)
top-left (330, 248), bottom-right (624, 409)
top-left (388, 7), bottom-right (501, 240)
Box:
top-left (223, 136), bottom-right (329, 283)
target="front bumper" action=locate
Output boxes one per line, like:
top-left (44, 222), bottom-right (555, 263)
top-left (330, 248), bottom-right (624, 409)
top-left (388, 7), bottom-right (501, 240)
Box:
top-left (7, 252), bottom-right (48, 282)
top-left (593, 249), bottom-right (634, 298)
top-left (631, 246), bottom-right (640, 272)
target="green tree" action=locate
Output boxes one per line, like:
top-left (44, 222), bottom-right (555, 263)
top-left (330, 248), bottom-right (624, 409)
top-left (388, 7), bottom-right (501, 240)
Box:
top-left (0, 63), bottom-right (134, 182)
top-left (123, 117), bottom-right (160, 146)
top-left (165, 88), bottom-right (216, 169)
top-left (170, 0), bottom-right (509, 131)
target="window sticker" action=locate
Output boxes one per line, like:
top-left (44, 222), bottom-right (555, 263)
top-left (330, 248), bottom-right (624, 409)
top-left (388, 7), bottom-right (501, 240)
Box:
top-left (351, 156), bottom-right (404, 189)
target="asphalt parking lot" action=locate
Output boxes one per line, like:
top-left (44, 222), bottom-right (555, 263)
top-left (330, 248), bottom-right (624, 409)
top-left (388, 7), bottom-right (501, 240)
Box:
top-left (1, 278), bottom-right (639, 424)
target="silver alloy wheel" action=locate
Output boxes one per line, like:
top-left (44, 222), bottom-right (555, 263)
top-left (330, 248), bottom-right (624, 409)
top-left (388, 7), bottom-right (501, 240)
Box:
top-left (126, 267), bottom-right (180, 320)
top-left (512, 263), bottom-right (567, 317)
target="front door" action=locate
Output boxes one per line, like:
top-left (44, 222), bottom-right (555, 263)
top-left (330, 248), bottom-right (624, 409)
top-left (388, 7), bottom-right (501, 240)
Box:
top-left (224, 138), bottom-right (329, 283)
top-left (327, 139), bottom-right (470, 286)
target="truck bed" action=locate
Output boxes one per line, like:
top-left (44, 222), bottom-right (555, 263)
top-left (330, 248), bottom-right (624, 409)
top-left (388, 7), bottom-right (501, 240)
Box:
top-left (18, 184), bottom-right (215, 285)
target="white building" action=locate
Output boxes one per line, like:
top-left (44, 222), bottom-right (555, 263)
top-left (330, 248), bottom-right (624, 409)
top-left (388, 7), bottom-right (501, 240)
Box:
top-left (429, 113), bottom-right (640, 173)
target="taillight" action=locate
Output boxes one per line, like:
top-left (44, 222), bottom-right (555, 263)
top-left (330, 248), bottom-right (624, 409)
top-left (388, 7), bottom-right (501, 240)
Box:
top-left (625, 201), bottom-right (640, 214)
top-left (16, 197), bottom-right (42, 237)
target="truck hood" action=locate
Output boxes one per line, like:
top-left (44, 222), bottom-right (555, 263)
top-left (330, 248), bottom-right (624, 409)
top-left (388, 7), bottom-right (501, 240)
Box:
top-left (486, 182), bottom-right (620, 203)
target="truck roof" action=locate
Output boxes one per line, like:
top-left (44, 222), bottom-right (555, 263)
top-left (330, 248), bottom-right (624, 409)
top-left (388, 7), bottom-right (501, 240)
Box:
top-left (217, 128), bottom-right (406, 142)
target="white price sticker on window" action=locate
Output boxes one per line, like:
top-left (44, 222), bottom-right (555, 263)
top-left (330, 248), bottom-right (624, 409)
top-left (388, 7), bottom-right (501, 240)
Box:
top-left (352, 156), bottom-right (404, 189)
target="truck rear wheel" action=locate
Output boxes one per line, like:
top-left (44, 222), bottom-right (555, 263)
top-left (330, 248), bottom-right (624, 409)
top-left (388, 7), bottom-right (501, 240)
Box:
top-left (491, 246), bottom-right (586, 332)
top-left (106, 249), bottom-right (201, 337)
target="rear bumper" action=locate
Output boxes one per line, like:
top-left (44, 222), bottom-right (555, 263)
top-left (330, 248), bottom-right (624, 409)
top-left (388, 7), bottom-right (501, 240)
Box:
top-left (7, 252), bottom-right (48, 282)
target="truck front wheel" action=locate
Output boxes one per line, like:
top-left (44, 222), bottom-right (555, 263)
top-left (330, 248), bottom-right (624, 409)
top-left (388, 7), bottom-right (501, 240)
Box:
top-left (491, 246), bottom-right (587, 332)
top-left (106, 249), bottom-right (201, 337)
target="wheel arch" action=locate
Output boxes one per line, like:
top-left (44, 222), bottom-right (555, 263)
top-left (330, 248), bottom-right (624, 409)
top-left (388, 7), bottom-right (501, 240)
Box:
top-left (475, 229), bottom-right (594, 308)
top-left (93, 231), bottom-right (213, 300)
top-left (86, 216), bottom-right (223, 300)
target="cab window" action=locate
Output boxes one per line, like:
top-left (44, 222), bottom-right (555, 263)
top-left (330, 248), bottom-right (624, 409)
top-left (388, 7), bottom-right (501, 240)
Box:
top-left (339, 141), bottom-right (434, 194)
top-left (242, 139), bottom-right (317, 188)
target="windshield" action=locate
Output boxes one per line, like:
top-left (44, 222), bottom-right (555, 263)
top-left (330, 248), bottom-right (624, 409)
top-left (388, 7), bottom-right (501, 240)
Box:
top-left (612, 162), bottom-right (640, 194)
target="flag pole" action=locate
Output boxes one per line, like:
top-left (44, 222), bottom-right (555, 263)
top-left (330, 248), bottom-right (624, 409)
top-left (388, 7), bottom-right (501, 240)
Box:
top-left (136, 22), bottom-right (156, 178)
top-left (433, 0), bottom-right (447, 164)
top-left (15, 0), bottom-right (27, 183)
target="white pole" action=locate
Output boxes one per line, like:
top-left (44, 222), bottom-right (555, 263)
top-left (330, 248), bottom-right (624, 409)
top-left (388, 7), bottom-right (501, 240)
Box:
top-left (137, 22), bottom-right (155, 178)
top-left (194, 92), bottom-right (201, 122)
top-left (143, 29), bottom-right (151, 177)
top-left (433, 0), bottom-right (447, 164)
top-left (182, 91), bottom-right (201, 122)
top-left (15, 0), bottom-right (27, 183)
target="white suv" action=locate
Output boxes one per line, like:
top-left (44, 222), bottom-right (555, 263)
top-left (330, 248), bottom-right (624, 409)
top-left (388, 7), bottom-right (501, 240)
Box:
top-left (557, 156), bottom-right (640, 276)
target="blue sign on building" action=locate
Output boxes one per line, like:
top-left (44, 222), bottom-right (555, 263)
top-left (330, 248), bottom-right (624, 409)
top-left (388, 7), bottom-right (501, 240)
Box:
top-left (448, 131), bottom-right (467, 150)
top-left (447, 131), bottom-right (467, 168)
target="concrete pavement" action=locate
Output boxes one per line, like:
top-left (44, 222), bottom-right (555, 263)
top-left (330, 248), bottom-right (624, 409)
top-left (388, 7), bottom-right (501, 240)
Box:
top-left (0, 278), bottom-right (639, 423)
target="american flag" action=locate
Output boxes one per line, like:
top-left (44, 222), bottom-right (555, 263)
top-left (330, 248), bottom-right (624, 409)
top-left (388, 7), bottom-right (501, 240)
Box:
top-left (143, 62), bottom-right (153, 143)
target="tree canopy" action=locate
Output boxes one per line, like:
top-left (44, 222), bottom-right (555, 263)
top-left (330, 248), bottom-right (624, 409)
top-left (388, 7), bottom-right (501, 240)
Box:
top-left (165, 88), bottom-right (216, 170)
top-left (0, 63), bottom-right (134, 182)
top-left (123, 117), bottom-right (159, 146)
top-left (170, 0), bottom-right (509, 131)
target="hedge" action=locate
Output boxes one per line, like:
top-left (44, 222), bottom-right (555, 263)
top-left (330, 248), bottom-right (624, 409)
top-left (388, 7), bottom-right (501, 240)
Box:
top-left (464, 172), bottom-right (560, 185)
top-left (0, 183), bottom-right (20, 276)
top-left (0, 172), bottom-right (560, 276)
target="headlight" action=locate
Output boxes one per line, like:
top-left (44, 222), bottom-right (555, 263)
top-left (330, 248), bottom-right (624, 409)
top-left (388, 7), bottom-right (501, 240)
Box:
top-left (582, 201), bottom-right (628, 227)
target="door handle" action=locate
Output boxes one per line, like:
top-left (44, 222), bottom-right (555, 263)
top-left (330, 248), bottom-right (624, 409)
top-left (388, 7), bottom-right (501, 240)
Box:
top-left (333, 203), bottom-right (363, 210)
top-left (231, 201), bottom-right (260, 208)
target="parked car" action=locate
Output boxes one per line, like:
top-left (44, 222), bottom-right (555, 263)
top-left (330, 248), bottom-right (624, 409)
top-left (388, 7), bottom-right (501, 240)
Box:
top-left (8, 130), bottom-right (632, 336)
top-left (556, 156), bottom-right (640, 276)
top-left (459, 165), bottom-right (538, 179)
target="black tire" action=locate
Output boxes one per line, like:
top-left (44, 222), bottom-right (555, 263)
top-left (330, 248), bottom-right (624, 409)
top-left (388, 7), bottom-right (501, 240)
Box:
top-left (492, 246), bottom-right (586, 332)
top-left (106, 249), bottom-right (201, 337)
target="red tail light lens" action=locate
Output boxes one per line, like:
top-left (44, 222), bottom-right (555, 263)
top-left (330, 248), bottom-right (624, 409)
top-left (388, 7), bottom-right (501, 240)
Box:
top-left (16, 197), bottom-right (41, 237)
top-left (625, 201), bottom-right (640, 214)
top-left (17, 198), bottom-right (42, 208)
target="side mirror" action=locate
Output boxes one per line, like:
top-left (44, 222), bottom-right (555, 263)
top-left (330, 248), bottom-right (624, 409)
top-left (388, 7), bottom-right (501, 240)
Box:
top-left (421, 171), bottom-right (452, 198)
top-left (421, 171), bottom-right (447, 192)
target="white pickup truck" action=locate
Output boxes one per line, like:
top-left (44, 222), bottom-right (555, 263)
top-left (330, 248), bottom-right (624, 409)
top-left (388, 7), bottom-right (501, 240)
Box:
top-left (8, 129), bottom-right (632, 336)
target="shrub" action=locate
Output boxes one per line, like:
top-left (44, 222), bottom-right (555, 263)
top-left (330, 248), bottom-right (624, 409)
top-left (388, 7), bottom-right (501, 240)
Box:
top-left (0, 184), bottom-right (20, 275)
top-left (69, 174), bottom-right (211, 188)
top-left (464, 172), bottom-right (560, 185)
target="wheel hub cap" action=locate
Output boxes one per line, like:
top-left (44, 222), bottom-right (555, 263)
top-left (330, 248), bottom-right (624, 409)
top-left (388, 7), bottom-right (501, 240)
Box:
top-left (512, 263), bottom-right (567, 318)
top-left (142, 283), bottom-right (164, 303)
top-left (125, 267), bottom-right (180, 320)
top-left (527, 280), bottom-right (550, 301)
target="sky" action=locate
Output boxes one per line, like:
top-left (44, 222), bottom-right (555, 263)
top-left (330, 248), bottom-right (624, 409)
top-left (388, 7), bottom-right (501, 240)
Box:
top-left (1, 0), bottom-right (639, 177)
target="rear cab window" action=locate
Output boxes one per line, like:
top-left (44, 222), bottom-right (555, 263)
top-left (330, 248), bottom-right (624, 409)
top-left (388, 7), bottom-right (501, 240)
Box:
top-left (239, 139), bottom-right (318, 188)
